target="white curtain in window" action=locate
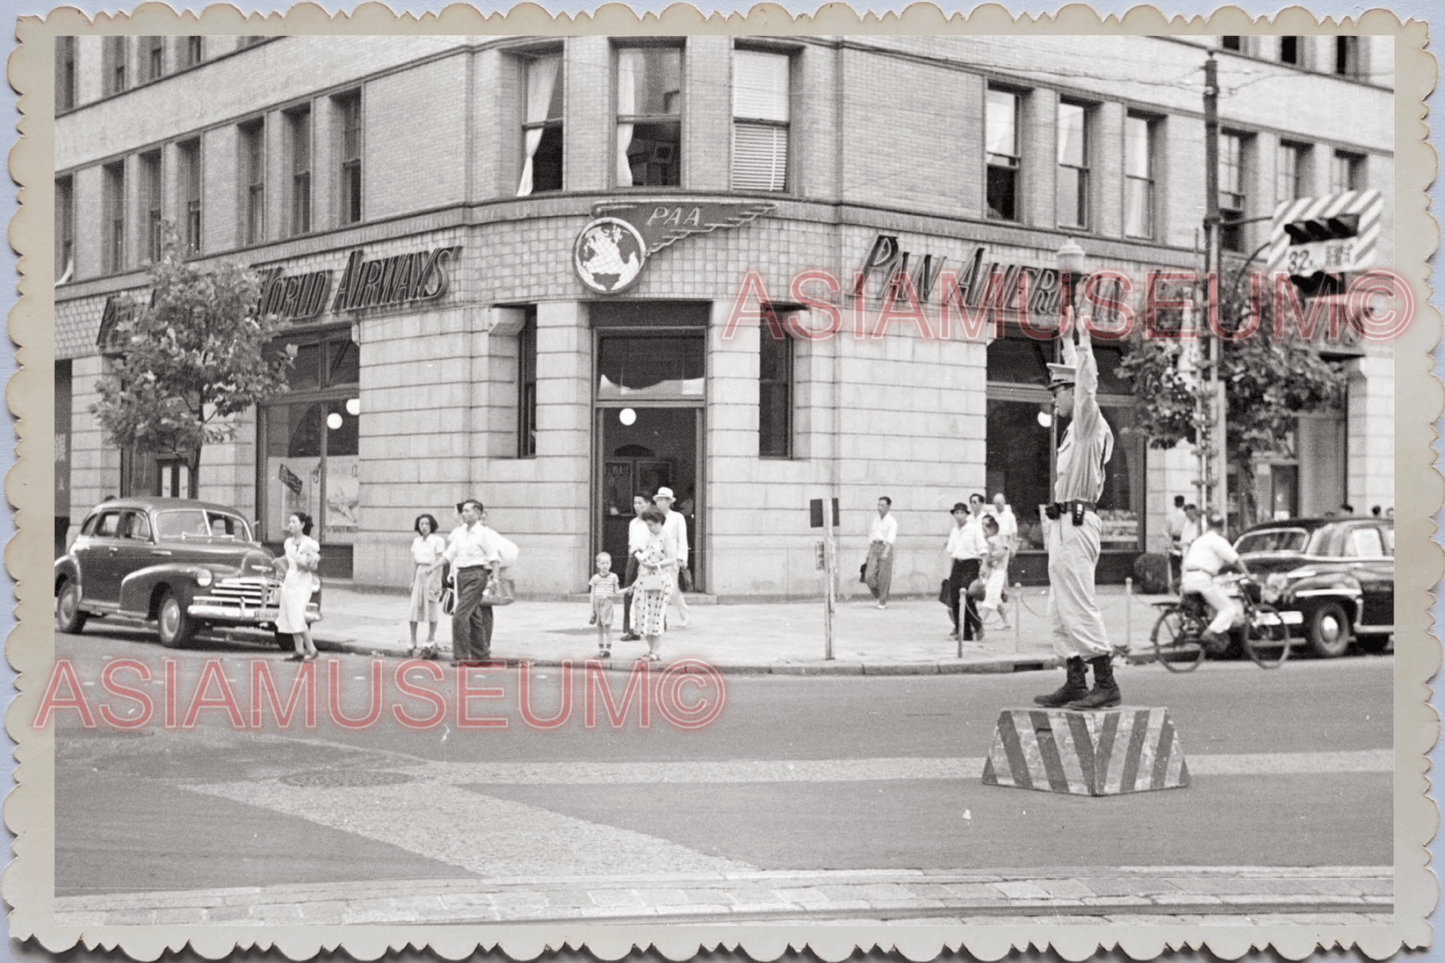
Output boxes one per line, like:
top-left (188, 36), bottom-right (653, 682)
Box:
top-left (616, 49), bottom-right (640, 186)
top-left (517, 55), bottom-right (560, 198)
top-left (732, 49), bottom-right (789, 120)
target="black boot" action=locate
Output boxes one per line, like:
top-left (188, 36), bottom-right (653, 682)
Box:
top-left (1068, 655), bottom-right (1122, 710)
top-left (1034, 657), bottom-right (1088, 707)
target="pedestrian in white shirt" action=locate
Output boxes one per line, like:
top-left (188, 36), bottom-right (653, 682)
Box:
top-left (654, 487), bottom-right (690, 627)
top-left (945, 496), bottom-right (989, 642)
top-left (1180, 514), bottom-right (1250, 647)
top-left (443, 498), bottom-right (502, 664)
top-left (618, 494), bottom-right (650, 642)
top-left (865, 496), bottom-right (897, 608)
top-left (988, 492), bottom-right (1018, 569)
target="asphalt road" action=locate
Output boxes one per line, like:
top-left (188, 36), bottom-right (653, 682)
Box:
top-left (49, 626), bottom-right (1393, 897)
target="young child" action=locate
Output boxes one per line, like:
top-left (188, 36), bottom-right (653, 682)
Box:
top-left (588, 552), bottom-right (624, 657)
top-left (979, 515), bottom-right (1012, 630)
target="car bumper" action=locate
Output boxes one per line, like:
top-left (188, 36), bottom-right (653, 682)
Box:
top-left (189, 593), bottom-right (321, 625)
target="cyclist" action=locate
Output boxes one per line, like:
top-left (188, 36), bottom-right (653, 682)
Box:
top-left (1179, 512), bottom-right (1251, 648)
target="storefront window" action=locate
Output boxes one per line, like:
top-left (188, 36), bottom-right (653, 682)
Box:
top-left (259, 331), bottom-right (360, 557)
top-left (597, 335), bottom-right (704, 399)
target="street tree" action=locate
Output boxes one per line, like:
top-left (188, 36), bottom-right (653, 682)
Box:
top-left (1116, 281), bottom-right (1348, 524)
top-left (91, 227), bottom-right (295, 499)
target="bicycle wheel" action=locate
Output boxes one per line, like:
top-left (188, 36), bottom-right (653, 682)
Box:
top-left (1152, 606), bottom-right (1205, 673)
top-left (1244, 603), bottom-right (1291, 668)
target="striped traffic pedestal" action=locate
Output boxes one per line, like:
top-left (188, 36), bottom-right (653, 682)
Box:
top-left (981, 706), bottom-right (1189, 796)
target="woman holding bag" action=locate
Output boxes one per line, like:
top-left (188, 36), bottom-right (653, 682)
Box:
top-left (275, 511), bottom-right (320, 661)
top-left (629, 506), bottom-right (676, 662)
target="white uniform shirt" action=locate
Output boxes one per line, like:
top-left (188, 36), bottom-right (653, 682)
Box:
top-left (1182, 529), bottom-right (1239, 576)
top-left (443, 522), bottom-right (500, 570)
top-left (869, 513), bottom-right (898, 545)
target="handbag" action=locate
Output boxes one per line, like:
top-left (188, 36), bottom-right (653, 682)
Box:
top-left (679, 566), bottom-right (693, 592)
top-left (479, 575), bottom-right (515, 606)
top-left (860, 562), bottom-right (869, 584)
top-left (635, 568), bottom-right (669, 593)
top-left (440, 586), bottom-right (456, 616)
top-left (938, 578), bottom-right (951, 606)
top-left (967, 577), bottom-right (987, 602)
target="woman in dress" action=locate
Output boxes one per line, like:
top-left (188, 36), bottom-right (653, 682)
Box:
top-left (629, 506), bottom-right (677, 662)
top-left (275, 511), bottom-right (320, 661)
top-left (407, 513), bottom-right (447, 657)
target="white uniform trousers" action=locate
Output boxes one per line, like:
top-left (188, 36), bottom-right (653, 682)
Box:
top-left (1180, 570), bottom-right (1240, 635)
top-left (1046, 513), bottom-right (1113, 659)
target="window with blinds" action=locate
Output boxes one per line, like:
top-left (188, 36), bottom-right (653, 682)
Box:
top-left (731, 49), bottom-right (790, 193)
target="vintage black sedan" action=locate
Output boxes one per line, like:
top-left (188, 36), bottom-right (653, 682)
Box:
top-left (54, 497), bottom-right (319, 648)
top-left (1234, 516), bottom-right (1394, 658)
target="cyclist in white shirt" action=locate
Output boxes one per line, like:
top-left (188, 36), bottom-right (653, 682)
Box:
top-left (1180, 513), bottom-right (1251, 647)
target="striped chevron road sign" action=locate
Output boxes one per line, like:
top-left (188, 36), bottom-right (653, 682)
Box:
top-left (981, 706), bottom-right (1190, 796)
top-left (1264, 189), bottom-right (1383, 279)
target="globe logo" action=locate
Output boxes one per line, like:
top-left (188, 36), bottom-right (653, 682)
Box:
top-left (573, 217), bottom-right (647, 294)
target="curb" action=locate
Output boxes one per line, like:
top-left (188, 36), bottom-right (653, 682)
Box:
top-left (307, 635), bottom-right (1062, 677)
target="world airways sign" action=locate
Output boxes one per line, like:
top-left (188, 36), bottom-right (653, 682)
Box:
top-left (253, 245), bottom-right (463, 323)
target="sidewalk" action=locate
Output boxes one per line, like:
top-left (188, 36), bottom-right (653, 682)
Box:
top-left (307, 583), bottom-right (1173, 674)
top-left (56, 866), bottom-right (1393, 926)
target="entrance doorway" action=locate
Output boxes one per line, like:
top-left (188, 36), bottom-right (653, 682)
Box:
top-left (597, 406), bottom-right (701, 590)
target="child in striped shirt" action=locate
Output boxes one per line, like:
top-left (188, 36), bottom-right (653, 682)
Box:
top-left (589, 552), bottom-right (625, 657)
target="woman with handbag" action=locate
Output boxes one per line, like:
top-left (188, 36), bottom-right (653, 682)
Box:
top-left (406, 513), bottom-right (447, 658)
top-left (630, 506), bottom-right (677, 662)
top-left (275, 511), bottom-right (320, 661)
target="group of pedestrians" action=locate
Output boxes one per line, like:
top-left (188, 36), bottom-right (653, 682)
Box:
top-left (943, 493), bottom-right (1018, 642)
top-left (590, 487), bottom-right (692, 661)
top-left (404, 498), bottom-right (512, 664)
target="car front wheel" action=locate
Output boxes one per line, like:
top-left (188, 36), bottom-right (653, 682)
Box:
top-left (56, 580), bottom-right (87, 634)
top-left (157, 589), bottom-right (197, 648)
top-left (1307, 601), bottom-right (1352, 658)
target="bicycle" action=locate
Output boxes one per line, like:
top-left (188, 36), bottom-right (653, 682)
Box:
top-left (1149, 574), bottom-right (1291, 672)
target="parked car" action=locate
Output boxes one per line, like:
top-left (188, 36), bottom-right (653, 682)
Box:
top-left (54, 497), bottom-right (319, 648)
top-left (1234, 516), bottom-right (1394, 658)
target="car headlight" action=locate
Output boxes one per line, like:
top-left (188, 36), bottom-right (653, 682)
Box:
top-left (194, 569), bottom-right (213, 587)
top-left (1263, 572), bottom-right (1289, 604)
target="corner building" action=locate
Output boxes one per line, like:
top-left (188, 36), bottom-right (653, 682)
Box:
top-left (54, 34), bottom-right (1397, 597)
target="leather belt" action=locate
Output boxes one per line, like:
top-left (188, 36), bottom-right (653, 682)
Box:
top-left (1052, 500), bottom-right (1097, 514)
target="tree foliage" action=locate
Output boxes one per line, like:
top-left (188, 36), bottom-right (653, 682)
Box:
top-left (91, 228), bottom-right (295, 498)
top-left (1116, 280), bottom-right (1348, 518)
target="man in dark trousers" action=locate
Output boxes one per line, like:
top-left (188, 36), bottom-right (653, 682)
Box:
top-left (443, 498), bottom-right (502, 664)
top-left (945, 498), bottom-right (987, 643)
top-left (1034, 321), bottom-right (1120, 710)
top-left (618, 493), bottom-right (649, 642)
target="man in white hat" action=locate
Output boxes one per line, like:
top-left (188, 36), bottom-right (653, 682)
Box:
top-left (654, 487), bottom-right (690, 626)
top-left (1034, 320), bottom-right (1119, 710)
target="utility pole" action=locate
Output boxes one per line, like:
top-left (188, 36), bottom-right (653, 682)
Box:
top-left (1201, 52), bottom-right (1227, 524)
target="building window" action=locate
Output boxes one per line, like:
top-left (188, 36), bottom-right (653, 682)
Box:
top-left (1335, 36), bottom-right (1360, 77)
top-left (617, 46), bottom-right (682, 188)
top-left (518, 311), bottom-right (537, 458)
top-left (56, 176), bottom-right (74, 281)
top-left (985, 88), bottom-right (1020, 221)
top-left (1331, 151), bottom-right (1364, 192)
top-left (1278, 141), bottom-right (1309, 202)
top-left (1056, 101), bottom-right (1089, 229)
top-left (1221, 36), bottom-right (1242, 52)
top-left (1280, 36), bottom-right (1300, 65)
top-left (287, 106), bottom-right (312, 236)
top-left (178, 138), bottom-right (201, 255)
top-left (759, 314), bottom-right (793, 459)
top-left (103, 161), bottom-right (125, 273)
top-left (514, 54), bottom-right (563, 197)
top-left (104, 36), bottom-right (128, 95)
top-left (56, 36), bottom-right (76, 111)
top-left (731, 49), bottom-right (790, 193)
top-left (143, 36), bottom-right (164, 83)
top-left (182, 36), bottom-right (204, 68)
top-left (141, 150), bottom-right (162, 263)
top-left (241, 119), bottom-right (265, 245)
top-left (1218, 132), bottom-right (1247, 253)
top-left (1123, 115), bottom-right (1154, 239)
top-left (259, 332), bottom-right (360, 565)
top-left (335, 91), bottom-right (362, 225)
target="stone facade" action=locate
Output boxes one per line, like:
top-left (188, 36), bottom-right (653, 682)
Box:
top-left (53, 34), bottom-right (1397, 597)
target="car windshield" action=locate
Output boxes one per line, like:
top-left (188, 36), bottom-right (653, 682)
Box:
top-left (1235, 528), bottom-right (1308, 554)
top-left (156, 510), bottom-right (252, 542)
